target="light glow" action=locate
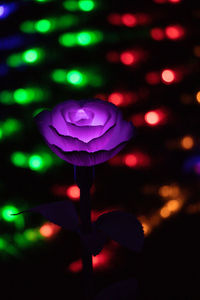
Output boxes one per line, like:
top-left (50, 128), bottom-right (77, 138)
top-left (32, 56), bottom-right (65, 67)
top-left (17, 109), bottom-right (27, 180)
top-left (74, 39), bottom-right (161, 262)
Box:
top-left (66, 185), bottom-right (80, 200)
top-left (144, 111), bottom-right (160, 125)
top-left (161, 69), bottom-right (175, 84)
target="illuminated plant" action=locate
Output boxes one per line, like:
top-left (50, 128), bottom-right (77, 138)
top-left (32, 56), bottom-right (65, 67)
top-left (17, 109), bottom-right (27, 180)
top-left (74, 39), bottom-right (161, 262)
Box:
top-left (15, 99), bottom-right (144, 300)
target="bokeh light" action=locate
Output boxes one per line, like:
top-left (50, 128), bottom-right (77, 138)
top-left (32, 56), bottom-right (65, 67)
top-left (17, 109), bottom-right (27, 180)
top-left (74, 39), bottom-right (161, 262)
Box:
top-left (144, 111), bottom-right (160, 125)
top-left (150, 28), bottom-right (165, 40)
top-left (181, 136), bottom-right (194, 149)
top-left (161, 69), bottom-right (175, 84)
top-left (120, 51), bottom-right (135, 65)
top-left (165, 25), bottom-right (184, 40)
top-left (1, 206), bottom-right (19, 222)
top-left (79, 0), bottom-right (95, 11)
top-left (66, 185), bottom-right (80, 200)
top-left (35, 19), bottom-right (52, 33)
top-left (121, 14), bottom-right (137, 27)
top-left (28, 155), bottom-right (44, 171)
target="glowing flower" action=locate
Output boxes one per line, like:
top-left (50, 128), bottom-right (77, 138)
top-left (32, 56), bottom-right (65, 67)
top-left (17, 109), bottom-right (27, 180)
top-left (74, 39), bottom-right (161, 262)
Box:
top-left (35, 99), bottom-right (134, 166)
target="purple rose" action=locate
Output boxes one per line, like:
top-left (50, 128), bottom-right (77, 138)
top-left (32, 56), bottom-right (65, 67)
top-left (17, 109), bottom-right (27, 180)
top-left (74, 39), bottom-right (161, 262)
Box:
top-left (35, 99), bottom-right (134, 166)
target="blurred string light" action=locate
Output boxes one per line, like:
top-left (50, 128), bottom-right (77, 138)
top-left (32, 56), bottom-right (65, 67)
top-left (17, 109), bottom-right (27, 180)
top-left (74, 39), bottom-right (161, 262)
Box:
top-left (39, 222), bottom-right (61, 238)
top-left (0, 118), bottom-right (22, 140)
top-left (0, 3), bottom-right (17, 19)
top-left (150, 27), bottom-right (165, 40)
top-left (0, 237), bottom-right (19, 256)
top-left (0, 87), bottom-right (46, 105)
top-left (68, 247), bottom-right (113, 273)
top-left (145, 71), bottom-right (160, 85)
top-left (51, 69), bottom-right (103, 87)
top-left (20, 15), bottom-right (78, 34)
top-left (161, 69), bottom-right (176, 84)
top-left (107, 91), bottom-right (138, 106)
top-left (153, 0), bottom-right (182, 3)
top-left (63, 0), bottom-right (96, 12)
top-left (66, 185), bottom-right (80, 201)
top-left (165, 25), bottom-right (185, 40)
top-left (11, 151), bottom-right (53, 172)
top-left (6, 48), bottom-right (44, 67)
top-left (59, 30), bottom-right (103, 47)
top-left (180, 135), bottom-right (194, 150)
top-left (109, 151), bottom-right (150, 168)
top-left (144, 109), bottom-right (166, 126)
top-left (0, 205), bottom-right (25, 230)
top-left (150, 25), bottom-right (185, 40)
top-left (106, 49), bottom-right (144, 66)
top-left (196, 91), bottom-right (200, 103)
top-left (138, 183), bottom-right (185, 236)
top-left (107, 13), bottom-right (149, 26)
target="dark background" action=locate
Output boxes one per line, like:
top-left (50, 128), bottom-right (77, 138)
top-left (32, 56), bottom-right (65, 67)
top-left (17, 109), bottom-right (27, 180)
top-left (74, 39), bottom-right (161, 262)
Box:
top-left (1, 0), bottom-right (200, 299)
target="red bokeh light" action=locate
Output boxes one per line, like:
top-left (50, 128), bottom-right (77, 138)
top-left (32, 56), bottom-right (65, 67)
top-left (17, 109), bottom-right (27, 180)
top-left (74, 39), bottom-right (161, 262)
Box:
top-left (106, 51), bottom-right (119, 63)
top-left (124, 154), bottom-right (138, 167)
top-left (131, 114), bottom-right (145, 127)
top-left (107, 13), bottom-right (121, 25)
top-left (120, 51), bottom-right (135, 65)
top-left (161, 69), bottom-right (175, 84)
top-left (153, 0), bottom-right (167, 3)
top-left (66, 185), bottom-right (80, 201)
top-left (169, 0), bottom-right (181, 3)
top-left (68, 249), bottom-right (112, 273)
top-left (108, 155), bottom-right (123, 166)
top-left (165, 25), bottom-right (184, 40)
top-left (144, 111), bottom-right (160, 125)
top-left (68, 259), bottom-right (82, 273)
top-left (121, 14), bottom-right (137, 27)
top-left (40, 222), bottom-right (61, 238)
top-left (150, 28), bottom-right (165, 40)
top-left (145, 71), bottom-right (160, 85)
top-left (108, 92), bottom-right (124, 105)
top-left (51, 184), bottom-right (67, 196)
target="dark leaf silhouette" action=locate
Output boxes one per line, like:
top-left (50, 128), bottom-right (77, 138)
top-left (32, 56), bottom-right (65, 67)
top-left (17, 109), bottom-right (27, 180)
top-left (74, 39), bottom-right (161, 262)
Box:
top-left (95, 211), bottom-right (144, 252)
top-left (30, 200), bottom-right (79, 231)
top-left (95, 278), bottom-right (138, 300)
top-left (78, 224), bottom-right (108, 256)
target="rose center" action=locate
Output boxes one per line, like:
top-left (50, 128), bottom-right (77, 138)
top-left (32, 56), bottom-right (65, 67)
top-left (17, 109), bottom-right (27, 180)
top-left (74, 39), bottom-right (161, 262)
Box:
top-left (74, 109), bottom-right (89, 121)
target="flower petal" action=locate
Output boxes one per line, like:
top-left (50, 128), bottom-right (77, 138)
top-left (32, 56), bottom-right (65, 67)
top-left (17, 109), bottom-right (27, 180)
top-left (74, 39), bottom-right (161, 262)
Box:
top-left (48, 141), bottom-right (129, 166)
top-left (51, 100), bottom-right (81, 135)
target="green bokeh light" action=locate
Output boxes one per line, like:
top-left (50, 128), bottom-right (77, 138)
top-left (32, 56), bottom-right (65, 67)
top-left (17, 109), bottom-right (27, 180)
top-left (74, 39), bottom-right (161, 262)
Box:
top-left (35, 19), bottom-right (51, 33)
top-left (13, 88), bottom-right (42, 105)
top-left (11, 152), bottom-right (28, 167)
top-left (6, 53), bottom-right (22, 67)
top-left (63, 0), bottom-right (78, 11)
top-left (0, 91), bottom-right (14, 105)
top-left (24, 229), bottom-right (39, 241)
top-left (22, 49), bottom-right (41, 64)
top-left (2, 119), bottom-right (21, 136)
top-left (66, 70), bottom-right (86, 85)
top-left (51, 69), bottom-right (67, 83)
top-left (77, 32), bottom-right (92, 45)
top-left (0, 129), bottom-right (3, 140)
top-left (28, 155), bottom-right (44, 171)
top-left (0, 238), bottom-right (6, 250)
top-left (59, 33), bottom-right (77, 47)
top-left (79, 0), bottom-right (95, 11)
top-left (1, 206), bottom-right (19, 222)
top-left (14, 89), bottom-right (32, 104)
top-left (20, 21), bottom-right (35, 33)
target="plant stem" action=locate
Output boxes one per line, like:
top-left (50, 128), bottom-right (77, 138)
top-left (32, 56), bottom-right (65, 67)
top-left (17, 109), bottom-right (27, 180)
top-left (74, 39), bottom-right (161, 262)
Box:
top-left (74, 166), bottom-right (94, 300)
